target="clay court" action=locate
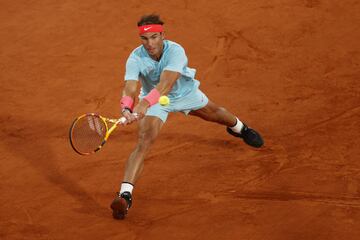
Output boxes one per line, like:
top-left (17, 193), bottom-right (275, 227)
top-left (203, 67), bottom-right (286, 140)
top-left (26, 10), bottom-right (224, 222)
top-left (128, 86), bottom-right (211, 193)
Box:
top-left (1, 0), bottom-right (359, 239)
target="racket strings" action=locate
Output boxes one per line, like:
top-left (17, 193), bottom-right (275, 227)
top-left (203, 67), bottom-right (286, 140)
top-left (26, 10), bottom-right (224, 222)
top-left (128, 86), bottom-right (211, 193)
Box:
top-left (71, 115), bottom-right (107, 154)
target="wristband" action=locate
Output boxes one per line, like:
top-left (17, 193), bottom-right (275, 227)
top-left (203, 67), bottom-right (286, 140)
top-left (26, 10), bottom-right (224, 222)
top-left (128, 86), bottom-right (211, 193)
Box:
top-left (120, 96), bottom-right (134, 112)
top-left (143, 88), bottom-right (161, 106)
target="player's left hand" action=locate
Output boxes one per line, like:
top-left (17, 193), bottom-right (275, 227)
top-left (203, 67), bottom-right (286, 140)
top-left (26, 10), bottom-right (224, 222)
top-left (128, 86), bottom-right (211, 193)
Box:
top-left (133, 100), bottom-right (150, 120)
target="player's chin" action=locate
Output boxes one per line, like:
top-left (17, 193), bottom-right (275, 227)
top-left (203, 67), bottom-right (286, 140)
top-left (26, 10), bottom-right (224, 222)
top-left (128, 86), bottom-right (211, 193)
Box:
top-left (147, 49), bottom-right (157, 56)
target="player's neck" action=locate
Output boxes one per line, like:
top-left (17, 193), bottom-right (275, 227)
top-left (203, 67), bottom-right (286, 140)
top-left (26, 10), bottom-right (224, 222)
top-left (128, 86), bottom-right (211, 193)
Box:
top-left (150, 45), bottom-right (164, 61)
top-left (152, 53), bottom-right (162, 61)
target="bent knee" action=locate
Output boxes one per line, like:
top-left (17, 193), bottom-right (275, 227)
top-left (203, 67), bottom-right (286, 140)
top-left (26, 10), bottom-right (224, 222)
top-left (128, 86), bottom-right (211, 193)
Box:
top-left (215, 106), bottom-right (227, 114)
top-left (136, 132), bottom-right (157, 151)
top-left (206, 105), bottom-right (227, 120)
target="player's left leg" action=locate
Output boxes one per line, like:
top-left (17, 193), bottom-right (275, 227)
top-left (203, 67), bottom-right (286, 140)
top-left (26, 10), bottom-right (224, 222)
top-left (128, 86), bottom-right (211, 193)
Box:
top-left (189, 100), bottom-right (264, 148)
top-left (189, 100), bottom-right (236, 126)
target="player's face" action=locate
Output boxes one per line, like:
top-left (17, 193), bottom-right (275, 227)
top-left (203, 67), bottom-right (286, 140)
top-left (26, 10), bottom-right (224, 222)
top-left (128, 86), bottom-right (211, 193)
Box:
top-left (140, 32), bottom-right (164, 59)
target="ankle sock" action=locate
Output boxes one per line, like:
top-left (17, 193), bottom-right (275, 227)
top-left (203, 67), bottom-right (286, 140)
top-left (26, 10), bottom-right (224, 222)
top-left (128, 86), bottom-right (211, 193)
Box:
top-left (230, 117), bottom-right (244, 133)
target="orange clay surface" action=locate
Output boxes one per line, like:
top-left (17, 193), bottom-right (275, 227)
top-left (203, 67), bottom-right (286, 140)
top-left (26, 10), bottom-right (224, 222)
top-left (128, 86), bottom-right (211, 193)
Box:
top-left (1, 1), bottom-right (360, 239)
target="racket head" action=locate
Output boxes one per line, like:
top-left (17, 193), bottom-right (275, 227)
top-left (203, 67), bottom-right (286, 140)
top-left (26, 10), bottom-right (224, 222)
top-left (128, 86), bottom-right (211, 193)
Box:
top-left (69, 113), bottom-right (109, 155)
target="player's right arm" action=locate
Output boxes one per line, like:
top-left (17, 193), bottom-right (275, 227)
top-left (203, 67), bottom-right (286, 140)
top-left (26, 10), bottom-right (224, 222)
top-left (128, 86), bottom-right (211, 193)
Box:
top-left (121, 52), bottom-right (140, 124)
top-left (122, 80), bottom-right (138, 99)
top-left (121, 80), bottom-right (138, 123)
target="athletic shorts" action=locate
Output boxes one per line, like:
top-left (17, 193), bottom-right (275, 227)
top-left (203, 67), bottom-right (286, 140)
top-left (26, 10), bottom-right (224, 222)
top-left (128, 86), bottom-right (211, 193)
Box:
top-left (141, 83), bottom-right (209, 123)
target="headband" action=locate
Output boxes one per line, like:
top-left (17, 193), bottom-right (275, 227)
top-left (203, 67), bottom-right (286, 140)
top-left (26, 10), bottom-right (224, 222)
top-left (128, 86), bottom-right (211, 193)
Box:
top-left (138, 24), bottom-right (164, 35)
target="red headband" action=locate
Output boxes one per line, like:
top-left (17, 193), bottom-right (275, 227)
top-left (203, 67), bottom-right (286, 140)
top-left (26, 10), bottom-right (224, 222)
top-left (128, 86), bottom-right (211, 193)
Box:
top-left (138, 24), bottom-right (163, 35)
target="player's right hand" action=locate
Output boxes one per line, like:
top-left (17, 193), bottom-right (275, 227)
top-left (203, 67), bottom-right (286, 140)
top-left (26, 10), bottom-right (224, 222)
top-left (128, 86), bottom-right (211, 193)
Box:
top-left (121, 109), bottom-right (137, 125)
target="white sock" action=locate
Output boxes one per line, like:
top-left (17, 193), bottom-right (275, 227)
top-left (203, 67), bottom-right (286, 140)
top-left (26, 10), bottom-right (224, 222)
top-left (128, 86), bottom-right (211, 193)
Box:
top-left (120, 182), bottom-right (134, 195)
top-left (230, 117), bottom-right (244, 133)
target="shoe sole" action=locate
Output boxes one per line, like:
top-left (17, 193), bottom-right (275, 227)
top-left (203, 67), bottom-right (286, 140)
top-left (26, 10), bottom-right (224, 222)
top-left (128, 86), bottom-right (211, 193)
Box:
top-left (110, 198), bottom-right (128, 220)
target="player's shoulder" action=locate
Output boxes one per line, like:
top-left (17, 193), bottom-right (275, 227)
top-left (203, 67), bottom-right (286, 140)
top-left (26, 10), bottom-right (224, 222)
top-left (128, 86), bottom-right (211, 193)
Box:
top-left (165, 40), bottom-right (184, 51)
top-left (164, 40), bottom-right (186, 56)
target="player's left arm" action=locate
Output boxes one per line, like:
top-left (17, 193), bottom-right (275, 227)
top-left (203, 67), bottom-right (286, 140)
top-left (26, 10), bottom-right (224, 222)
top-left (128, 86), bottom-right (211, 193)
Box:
top-left (134, 70), bottom-right (180, 117)
top-left (155, 70), bottom-right (180, 95)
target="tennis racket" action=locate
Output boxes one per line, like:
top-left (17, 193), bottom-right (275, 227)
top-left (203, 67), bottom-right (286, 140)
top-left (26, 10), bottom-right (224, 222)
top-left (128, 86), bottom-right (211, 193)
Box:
top-left (69, 113), bottom-right (137, 155)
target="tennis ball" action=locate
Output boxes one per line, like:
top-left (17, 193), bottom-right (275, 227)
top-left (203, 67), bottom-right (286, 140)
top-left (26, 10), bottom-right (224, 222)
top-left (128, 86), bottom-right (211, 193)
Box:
top-left (159, 96), bottom-right (170, 106)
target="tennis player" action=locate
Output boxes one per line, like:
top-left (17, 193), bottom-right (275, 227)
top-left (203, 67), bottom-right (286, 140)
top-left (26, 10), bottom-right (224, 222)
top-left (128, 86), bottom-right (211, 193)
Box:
top-left (111, 14), bottom-right (264, 219)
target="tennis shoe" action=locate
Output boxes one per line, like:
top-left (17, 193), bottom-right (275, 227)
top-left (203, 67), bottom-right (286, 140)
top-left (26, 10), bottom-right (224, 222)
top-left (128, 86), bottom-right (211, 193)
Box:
top-left (110, 191), bottom-right (132, 220)
top-left (227, 123), bottom-right (264, 148)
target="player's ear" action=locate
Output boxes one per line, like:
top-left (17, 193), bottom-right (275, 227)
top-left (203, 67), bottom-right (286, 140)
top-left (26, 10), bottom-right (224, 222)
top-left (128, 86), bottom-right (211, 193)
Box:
top-left (161, 32), bottom-right (165, 40)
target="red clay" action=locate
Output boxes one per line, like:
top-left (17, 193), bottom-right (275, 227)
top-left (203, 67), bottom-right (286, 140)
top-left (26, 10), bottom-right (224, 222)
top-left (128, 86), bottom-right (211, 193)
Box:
top-left (1, 1), bottom-right (359, 239)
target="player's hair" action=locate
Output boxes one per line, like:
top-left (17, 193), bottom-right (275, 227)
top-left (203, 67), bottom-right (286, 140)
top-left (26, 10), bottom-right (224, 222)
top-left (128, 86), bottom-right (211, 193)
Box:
top-left (137, 14), bottom-right (164, 26)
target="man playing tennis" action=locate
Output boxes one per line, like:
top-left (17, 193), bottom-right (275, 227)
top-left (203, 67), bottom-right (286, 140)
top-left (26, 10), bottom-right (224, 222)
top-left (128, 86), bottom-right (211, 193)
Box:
top-left (111, 14), bottom-right (264, 219)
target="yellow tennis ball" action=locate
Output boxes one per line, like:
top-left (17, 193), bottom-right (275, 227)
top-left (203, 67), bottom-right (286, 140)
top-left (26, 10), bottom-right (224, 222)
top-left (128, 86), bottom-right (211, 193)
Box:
top-left (159, 96), bottom-right (170, 106)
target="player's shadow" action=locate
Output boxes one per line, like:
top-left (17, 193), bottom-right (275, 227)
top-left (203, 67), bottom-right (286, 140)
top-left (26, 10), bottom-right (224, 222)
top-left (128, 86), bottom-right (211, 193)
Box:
top-left (1, 117), bottom-right (108, 218)
top-left (160, 132), bottom-right (250, 150)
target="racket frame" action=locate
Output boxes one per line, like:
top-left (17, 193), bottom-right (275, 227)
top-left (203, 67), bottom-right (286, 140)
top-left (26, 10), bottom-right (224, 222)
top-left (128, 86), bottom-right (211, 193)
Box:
top-left (69, 113), bottom-right (124, 155)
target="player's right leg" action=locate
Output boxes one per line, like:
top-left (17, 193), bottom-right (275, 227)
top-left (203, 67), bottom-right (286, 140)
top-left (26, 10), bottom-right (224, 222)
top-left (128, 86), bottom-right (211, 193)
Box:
top-left (111, 116), bottom-right (163, 220)
top-left (123, 116), bottom-right (163, 183)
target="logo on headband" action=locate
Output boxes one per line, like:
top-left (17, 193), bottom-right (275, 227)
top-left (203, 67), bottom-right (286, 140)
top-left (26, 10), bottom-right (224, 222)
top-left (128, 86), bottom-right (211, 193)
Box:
top-left (138, 24), bottom-right (164, 35)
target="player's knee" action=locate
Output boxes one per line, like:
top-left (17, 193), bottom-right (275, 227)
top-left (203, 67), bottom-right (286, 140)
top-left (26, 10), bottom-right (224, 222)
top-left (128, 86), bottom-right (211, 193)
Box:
top-left (212, 106), bottom-right (227, 121)
top-left (216, 106), bottom-right (227, 114)
top-left (137, 131), bottom-right (157, 151)
top-left (135, 140), bottom-right (151, 153)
